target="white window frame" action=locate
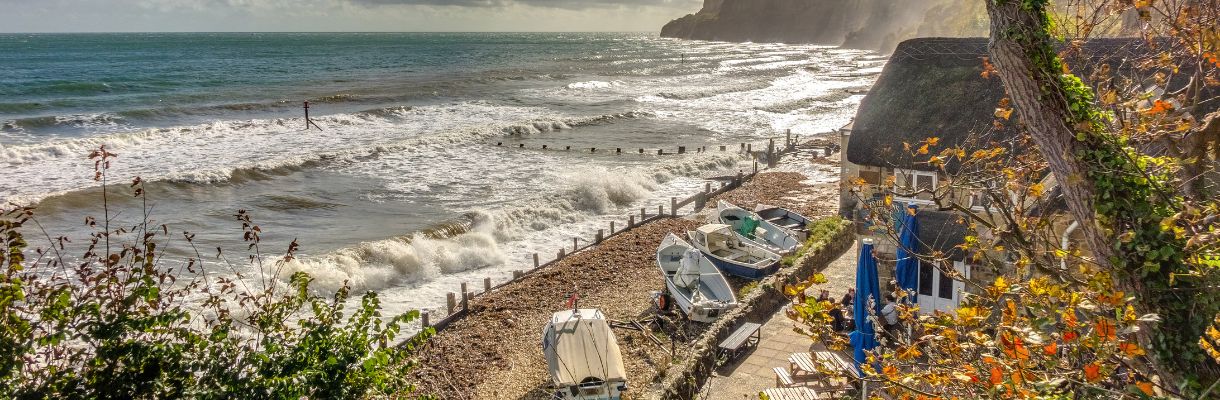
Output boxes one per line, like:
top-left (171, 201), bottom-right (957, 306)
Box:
top-left (893, 169), bottom-right (937, 204)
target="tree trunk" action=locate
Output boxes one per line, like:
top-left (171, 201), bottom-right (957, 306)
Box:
top-left (983, 1), bottom-right (1117, 268)
top-left (983, 0), bottom-right (1186, 385)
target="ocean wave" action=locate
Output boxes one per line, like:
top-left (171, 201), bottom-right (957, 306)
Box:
top-left (0, 104), bottom-right (658, 205)
top-left (268, 152), bottom-right (741, 292)
top-left (565, 80), bottom-right (622, 90)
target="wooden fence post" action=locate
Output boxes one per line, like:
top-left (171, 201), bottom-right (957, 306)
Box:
top-left (678, 146), bottom-right (685, 154)
top-left (658, 205), bottom-right (664, 218)
top-left (558, 248), bottom-right (566, 259)
top-left (572, 237), bottom-right (578, 252)
top-left (694, 192), bottom-right (706, 211)
top-left (513, 270), bottom-right (523, 279)
top-left (671, 197), bottom-right (678, 217)
top-left (657, 149), bottom-right (664, 155)
top-left (484, 277), bottom-right (492, 293)
top-left (610, 221), bottom-right (616, 233)
top-left (596, 229), bottom-right (604, 243)
top-left (641, 208), bottom-right (646, 220)
top-left (460, 282), bottom-right (468, 298)
top-left (720, 145), bottom-right (726, 151)
top-left (628, 215), bottom-right (635, 227)
top-left (533, 253), bottom-right (540, 269)
top-left (422, 311), bottom-right (430, 328)
top-left (462, 292), bottom-right (470, 310)
top-left (447, 293), bottom-right (456, 315)
top-left (786, 129), bottom-right (792, 148)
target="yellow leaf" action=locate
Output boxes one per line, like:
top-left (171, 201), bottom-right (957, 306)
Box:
top-left (927, 137), bottom-right (940, 146)
top-left (1029, 183), bottom-right (1044, 197)
top-left (917, 144), bottom-right (929, 155)
top-left (994, 107), bottom-right (1014, 120)
top-left (884, 195), bottom-right (893, 207)
top-left (812, 273), bottom-right (828, 284)
top-left (1136, 381), bottom-right (1155, 396)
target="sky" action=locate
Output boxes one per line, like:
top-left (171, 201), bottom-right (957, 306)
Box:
top-left (0, 0), bottom-right (703, 32)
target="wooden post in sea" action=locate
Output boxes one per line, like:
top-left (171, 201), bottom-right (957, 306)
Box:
top-left (720, 145), bottom-right (726, 152)
top-left (460, 282), bottom-right (468, 298)
top-left (616, 148), bottom-right (622, 154)
top-left (657, 149), bottom-right (664, 155)
top-left (671, 197), bottom-right (678, 217)
top-left (446, 293), bottom-right (456, 315)
top-left (786, 129), bottom-right (792, 148)
top-left (558, 248), bottom-right (566, 259)
top-left (747, 143), bottom-right (752, 154)
top-left (422, 311), bottom-right (430, 328)
top-left (542, 144), bottom-right (548, 149)
top-left (740, 143), bottom-right (746, 152)
top-left (610, 221), bottom-right (616, 234)
top-left (694, 192), bottom-right (706, 211)
top-left (596, 229), bottom-right (604, 244)
top-left (768, 138), bottom-right (777, 168)
top-left (754, 160), bottom-right (759, 173)
top-left (658, 205), bottom-right (664, 218)
top-left (462, 292), bottom-right (471, 310)
top-left (573, 237), bottom-right (579, 252)
top-left (639, 148), bottom-right (644, 154)
top-left (678, 146), bottom-right (686, 154)
top-left (641, 208), bottom-right (647, 221)
top-left (628, 215), bottom-right (635, 228)
top-left (484, 277), bottom-right (492, 294)
top-left (533, 253), bottom-right (540, 269)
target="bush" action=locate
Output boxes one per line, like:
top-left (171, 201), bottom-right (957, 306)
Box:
top-left (780, 216), bottom-right (847, 267)
top-left (0, 147), bottom-right (431, 399)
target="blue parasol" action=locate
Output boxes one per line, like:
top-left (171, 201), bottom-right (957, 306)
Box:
top-left (849, 239), bottom-right (881, 373)
top-left (895, 204), bottom-right (920, 304)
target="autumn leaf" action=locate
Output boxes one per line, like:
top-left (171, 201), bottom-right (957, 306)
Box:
top-left (994, 107), bottom-right (1014, 120)
top-left (989, 366), bottom-right (1003, 386)
top-left (1095, 319), bottom-right (1118, 342)
top-left (927, 137), bottom-right (940, 146)
top-left (897, 345), bottom-right (923, 360)
top-left (1043, 342), bottom-right (1058, 356)
top-left (1135, 381), bottom-right (1155, 396)
top-left (882, 364), bottom-right (900, 380)
top-left (811, 273), bottom-right (828, 284)
top-left (917, 144), bottom-right (930, 155)
top-left (1083, 363), bottom-right (1102, 382)
top-left (1119, 342), bottom-right (1145, 357)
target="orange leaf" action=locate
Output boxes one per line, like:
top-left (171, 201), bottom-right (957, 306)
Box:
top-left (1084, 363), bottom-right (1102, 382)
top-left (1136, 381), bottom-right (1155, 396)
top-left (1096, 319), bottom-right (1117, 342)
top-left (989, 366), bottom-right (1003, 385)
top-left (1119, 342), bottom-right (1146, 357)
top-left (1043, 342), bottom-right (1058, 356)
top-left (1063, 330), bottom-right (1079, 342)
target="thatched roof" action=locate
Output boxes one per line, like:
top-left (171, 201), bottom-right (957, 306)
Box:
top-left (915, 209), bottom-right (970, 261)
top-left (847, 37), bottom-right (1209, 170)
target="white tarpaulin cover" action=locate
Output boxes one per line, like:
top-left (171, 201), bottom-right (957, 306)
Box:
top-left (542, 309), bottom-right (628, 387)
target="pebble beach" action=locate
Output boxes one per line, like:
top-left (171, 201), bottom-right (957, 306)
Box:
top-left (409, 147), bottom-right (844, 399)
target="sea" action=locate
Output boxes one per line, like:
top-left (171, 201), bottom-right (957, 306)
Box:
top-left (0, 32), bottom-right (881, 318)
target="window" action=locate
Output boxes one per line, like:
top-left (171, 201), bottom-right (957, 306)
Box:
top-left (969, 191), bottom-right (993, 209)
top-left (918, 261), bottom-right (934, 296)
top-left (938, 270), bottom-right (954, 300)
top-left (894, 169), bottom-right (937, 196)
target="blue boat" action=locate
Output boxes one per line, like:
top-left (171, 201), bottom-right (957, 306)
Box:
top-left (686, 224), bottom-right (781, 280)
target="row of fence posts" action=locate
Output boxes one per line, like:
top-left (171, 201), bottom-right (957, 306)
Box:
top-left (420, 174), bottom-right (749, 331)
top-left (492, 129), bottom-right (804, 158)
top-left (421, 132), bottom-right (825, 330)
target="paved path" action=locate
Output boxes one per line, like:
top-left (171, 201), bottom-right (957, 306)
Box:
top-left (700, 242), bottom-right (859, 400)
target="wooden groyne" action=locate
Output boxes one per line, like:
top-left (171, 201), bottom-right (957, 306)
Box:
top-left (414, 133), bottom-right (836, 335)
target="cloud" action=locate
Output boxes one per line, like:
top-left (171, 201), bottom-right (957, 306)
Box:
top-left (351, 0), bottom-right (697, 10)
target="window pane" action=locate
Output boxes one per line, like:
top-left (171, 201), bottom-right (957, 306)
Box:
top-left (918, 262), bottom-right (933, 296)
top-left (916, 175), bottom-right (934, 191)
top-left (938, 270), bottom-right (954, 299)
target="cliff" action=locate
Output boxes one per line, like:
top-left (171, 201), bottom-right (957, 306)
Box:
top-left (660, 0), bottom-right (988, 53)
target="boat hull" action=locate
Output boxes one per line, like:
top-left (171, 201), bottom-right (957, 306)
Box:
top-left (705, 255), bottom-right (778, 280)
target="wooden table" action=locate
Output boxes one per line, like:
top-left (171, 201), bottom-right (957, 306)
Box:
top-left (718, 322), bottom-right (762, 360)
top-left (761, 387), bottom-right (820, 400)
top-left (788, 352), bottom-right (817, 375)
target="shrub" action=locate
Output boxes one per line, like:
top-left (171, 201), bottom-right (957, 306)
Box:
top-left (0, 146), bottom-right (431, 399)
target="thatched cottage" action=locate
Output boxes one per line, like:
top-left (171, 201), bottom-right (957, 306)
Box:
top-left (837, 37), bottom-right (1216, 315)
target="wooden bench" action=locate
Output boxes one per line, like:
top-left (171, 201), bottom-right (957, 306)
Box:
top-left (717, 322), bottom-right (762, 361)
top-left (762, 386), bottom-right (820, 400)
top-left (774, 367), bottom-right (796, 387)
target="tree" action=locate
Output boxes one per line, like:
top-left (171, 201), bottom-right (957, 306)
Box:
top-left (0, 146), bottom-right (432, 399)
top-left (788, 0), bottom-right (1220, 398)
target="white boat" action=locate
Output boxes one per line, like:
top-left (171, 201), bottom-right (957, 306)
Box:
top-left (755, 204), bottom-right (813, 241)
top-left (542, 308), bottom-right (629, 400)
top-left (687, 224), bottom-right (781, 280)
top-left (656, 233), bottom-right (738, 323)
top-left (717, 200), bottom-right (801, 254)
